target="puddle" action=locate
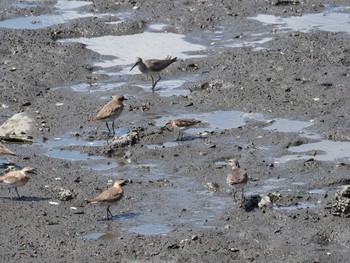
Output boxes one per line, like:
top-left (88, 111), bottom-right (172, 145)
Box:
top-left (35, 134), bottom-right (122, 167)
top-left (128, 224), bottom-right (172, 235)
top-left (46, 149), bottom-right (104, 161)
top-left (60, 27), bottom-right (206, 74)
top-left (155, 110), bottom-right (263, 134)
top-left (247, 177), bottom-right (289, 195)
top-left (81, 232), bottom-right (116, 240)
top-left (37, 137), bottom-right (106, 148)
top-left (264, 118), bottom-right (313, 133)
top-left (308, 188), bottom-right (328, 195)
top-left (16, 3), bottom-right (37, 9)
top-left (251, 5), bottom-right (350, 34)
top-left (67, 73), bottom-right (198, 96)
top-left (58, 23), bottom-right (205, 95)
top-left (224, 35), bottom-right (273, 51)
top-left (82, 161), bottom-right (117, 171)
top-left (135, 77), bottom-right (197, 96)
top-left (274, 201), bottom-right (318, 211)
top-left (0, 0), bottom-right (100, 30)
top-left (275, 140), bottom-right (350, 163)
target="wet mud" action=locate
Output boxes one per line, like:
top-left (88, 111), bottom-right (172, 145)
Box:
top-left (0, 0), bottom-right (350, 262)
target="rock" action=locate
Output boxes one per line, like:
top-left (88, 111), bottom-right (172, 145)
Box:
top-left (0, 112), bottom-right (34, 139)
top-left (108, 130), bottom-right (140, 150)
top-left (331, 185), bottom-right (350, 217)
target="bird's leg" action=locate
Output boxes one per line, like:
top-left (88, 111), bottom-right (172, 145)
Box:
top-left (154, 73), bottom-right (161, 86)
top-left (106, 207), bottom-right (113, 220)
top-left (151, 76), bottom-right (155, 92)
top-left (241, 188), bottom-right (245, 202)
top-left (15, 188), bottom-right (21, 199)
top-left (111, 121), bottom-right (115, 136)
top-left (232, 191), bottom-right (238, 203)
top-left (105, 122), bottom-right (112, 135)
top-left (176, 131), bottom-right (181, 141)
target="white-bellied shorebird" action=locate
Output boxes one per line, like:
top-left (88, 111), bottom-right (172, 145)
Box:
top-left (92, 94), bottom-right (126, 136)
top-left (163, 119), bottom-right (201, 141)
top-left (130, 56), bottom-right (177, 92)
top-left (87, 179), bottom-right (125, 220)
top-left (0, 141), bottom-right (16, 156)
top-left (0, 167), bottom-right (36, 199)
top-left (226, 159), bottom-right (248, 202)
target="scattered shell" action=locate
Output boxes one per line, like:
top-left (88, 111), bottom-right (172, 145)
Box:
top-left (258, 195), bottom-right (273, 209)
top-left (204, 182), bottom-right (219, 192)
top-left (49, 201), bottom-right (59, 205)
top-left (58, 188), bottom-right (74, 201)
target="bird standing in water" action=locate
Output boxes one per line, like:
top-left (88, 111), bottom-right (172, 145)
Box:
top-left (130, 56), bottom-right (177, 92)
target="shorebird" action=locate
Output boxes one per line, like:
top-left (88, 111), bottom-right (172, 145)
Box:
top-left (0, 141), bottom-right (16, 156)
top-left (0, 167), bottom-right (36, 199)
top-left (130, 56), bottom-right (177, 92)
top-left (163, 119), bottom-right (201, 141)
top-left (87, 179), bottom-right (126, 220)
top-left (226, 159), bottom-right (248, 202)
top-left (92, 94), bottom-right (126, 136)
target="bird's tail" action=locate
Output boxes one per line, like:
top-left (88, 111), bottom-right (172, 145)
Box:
top-left (165, 55), bottom-right (177, 63)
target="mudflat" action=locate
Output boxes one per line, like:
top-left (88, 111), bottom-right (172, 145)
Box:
top-left (0, 1), bottom-right (349, 262)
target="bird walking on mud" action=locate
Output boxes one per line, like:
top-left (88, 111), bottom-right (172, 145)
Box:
top-left (0, 141), bottom-right (16, 156)
top-left (130, 56), bottom-right (177, 92)
top-left (163, 119), bottom-right (201, 141)
top-left (86, 179), bottom-right (126, 220)
top-left (0, 167), bottom-right (36, 199)
top-left (226, 159), bottom-right (248, 203)
top-left (92, 94), bottom-right (126, 136)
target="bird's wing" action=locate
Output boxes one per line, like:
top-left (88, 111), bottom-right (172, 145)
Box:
top-left (227, 168), bottom-right (247, 185)
top-left (89, 188), bottom-right (123, 203)
top-left (147, 59), bottom-right (176, 72)
top-left (94, 102), bottom-right (122, 120)
top-left (0, 172), bottom-right (21, 184)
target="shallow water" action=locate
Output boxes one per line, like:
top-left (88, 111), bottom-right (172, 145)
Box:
top-left (60, 28), bottom-right (206, 74)
top-left (0, 0), bottom-right (97, 30)
top-left (264, 118), bottom-right (313, 133)
top-left (275, 140), bottom-right (350, 163)
top-left (128, 223), bottom-right (173, 235)
top-left (251, 5), bottom-right (350, 34)
top-left (155, 110), bottom-right (264, 134)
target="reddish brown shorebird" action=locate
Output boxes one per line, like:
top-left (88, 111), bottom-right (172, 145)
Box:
top-left (226, 159), bottom-right (248, 202)
top-left (0, 167), bottom-right (36, 199)
top-left (87, 179), bottom-right (126, 220)
top-left (92, 94), bottom-right (126, 136)
top-left (164, 119), bottom-right (201, 141)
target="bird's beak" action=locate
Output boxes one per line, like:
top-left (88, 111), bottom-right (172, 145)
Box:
top-left (29, 169), bottom-right (37, 175)
top-left (130, 62), bottom-right (138, 71)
